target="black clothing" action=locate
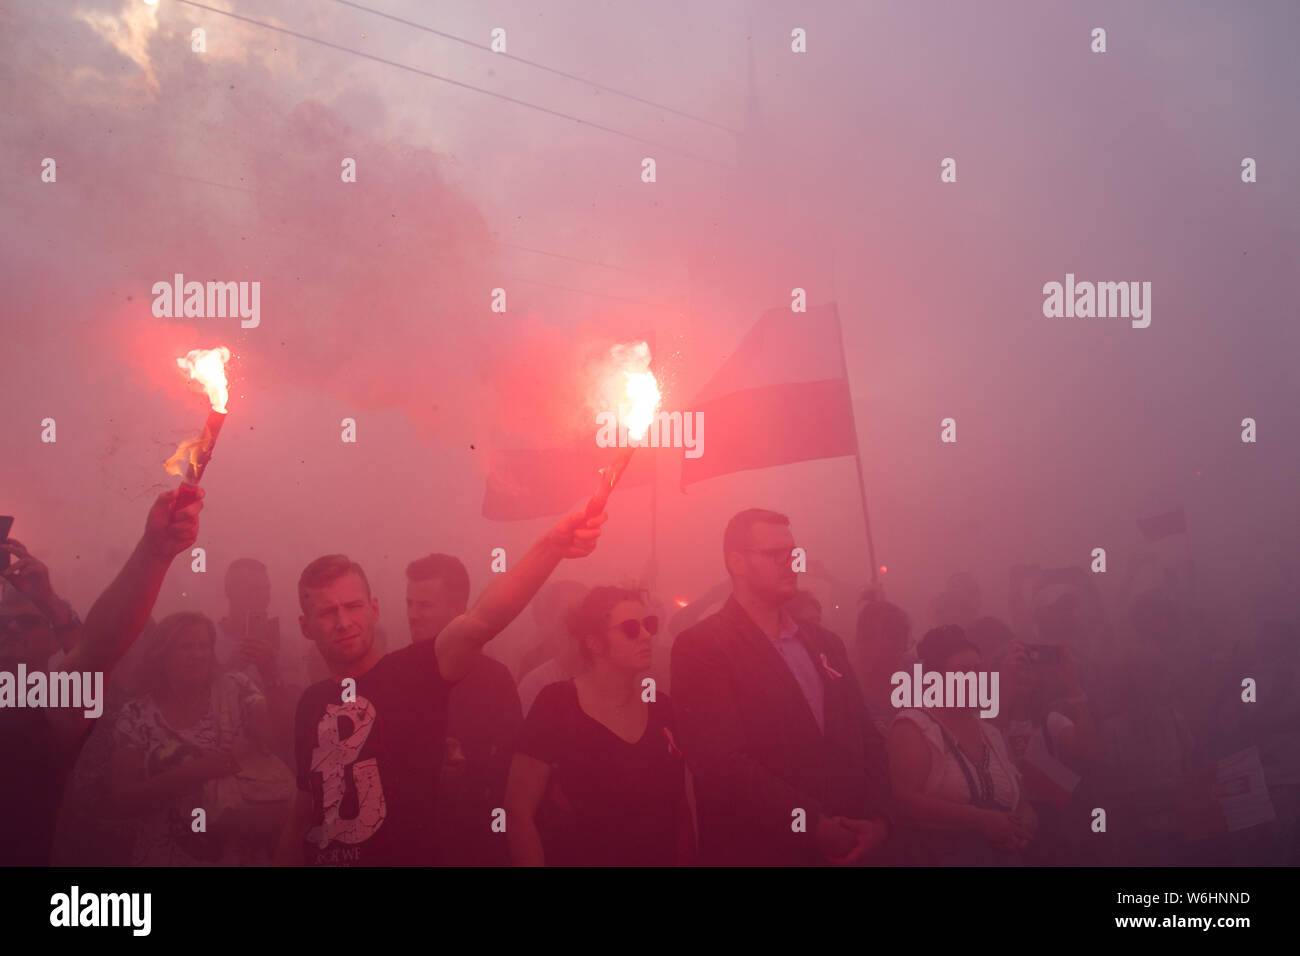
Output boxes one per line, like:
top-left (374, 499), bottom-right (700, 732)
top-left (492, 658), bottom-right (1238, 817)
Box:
top-left (436, 653), bottom-right (522, 865)
top-left (670, 595), bottom-right (891, 865)
top-left (0, 710), bottom-right (88, 865)
top-left (294, 637), bottom-right (451, 865)
top-left (516, 680), bottom-right (685, 866)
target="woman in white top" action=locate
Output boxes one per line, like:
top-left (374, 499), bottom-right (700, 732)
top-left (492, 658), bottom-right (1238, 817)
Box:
top-left (888, 624), bottom-right (1037, 865)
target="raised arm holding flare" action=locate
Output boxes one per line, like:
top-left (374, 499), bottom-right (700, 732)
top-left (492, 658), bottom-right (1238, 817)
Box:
top-left (277, 506), bottom-right (608, 866)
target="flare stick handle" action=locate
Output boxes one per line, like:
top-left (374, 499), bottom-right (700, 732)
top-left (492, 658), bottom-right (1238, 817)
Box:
top-left (171, 410), bottom-right (227, 513)
top-left (584, 446), bottom-right (636, 518)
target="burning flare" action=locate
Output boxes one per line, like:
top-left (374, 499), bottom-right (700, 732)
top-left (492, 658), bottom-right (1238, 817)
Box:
top-left (607, 341), bottom-right (661, 441)
top-left (178, 346), bottom-right (231, 413)
top-left (165, 347), bottom-right (231, 481)
top-left (622, 369), bottom-right (662, 442)
top-left (584, 341), bottom-right (661, 517)
top-left (163, 437), bottom-right (205, 479)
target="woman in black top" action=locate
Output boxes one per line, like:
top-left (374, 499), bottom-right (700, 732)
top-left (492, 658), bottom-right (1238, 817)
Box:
top-left (506, 586), bottom-right (693, 866)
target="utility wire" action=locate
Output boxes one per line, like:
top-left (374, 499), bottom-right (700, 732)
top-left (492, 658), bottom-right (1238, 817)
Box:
top-left (172, 0), bottom-right (732, 168)
top-left (326, 0), bottom-right (738, 134)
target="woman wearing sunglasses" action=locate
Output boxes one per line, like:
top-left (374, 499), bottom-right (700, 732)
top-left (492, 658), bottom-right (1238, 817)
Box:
top-left (506, 586), bottom-right (694, 866)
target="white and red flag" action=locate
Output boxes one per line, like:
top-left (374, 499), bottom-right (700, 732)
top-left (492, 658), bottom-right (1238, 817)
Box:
top-left (680, 302), bottom-right (858, 488)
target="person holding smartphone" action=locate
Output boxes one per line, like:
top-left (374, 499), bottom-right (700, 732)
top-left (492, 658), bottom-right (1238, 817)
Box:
top-left (217, 558), bottom-right (298, 767)
top-left (218, 558), bottom-right (280, 687)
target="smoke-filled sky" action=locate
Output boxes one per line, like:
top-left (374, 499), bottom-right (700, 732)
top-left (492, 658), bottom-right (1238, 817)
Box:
top-left (2, 0), bottom-right (1297, 667)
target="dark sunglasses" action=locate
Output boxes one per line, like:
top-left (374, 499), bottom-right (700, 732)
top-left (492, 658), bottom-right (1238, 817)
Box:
top-left (0, 614), bottom-right (49, 634)
top-left (745, 546), bottom-right (797, 566)
top-left (613, 616), bottom-right (659, 640)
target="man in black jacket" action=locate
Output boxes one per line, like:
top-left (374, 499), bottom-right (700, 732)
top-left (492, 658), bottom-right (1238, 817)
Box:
top-left (671, 508), bottom-right (891, 866)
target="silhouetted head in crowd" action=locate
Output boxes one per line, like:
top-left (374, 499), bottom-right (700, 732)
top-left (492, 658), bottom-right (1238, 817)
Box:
top-left (724, 508), bottom-right (798, 606)
top-left (932, 572), bottom-right (981, 627)
top-left (225, 558), bottom-right (271, 620)
top-left (994, 631), bottom-right (1062, 719)
top-left (139, 612), bottom-right (219, 698)
top-left (1034, 590), bottom-right (1082, 645)
top-left (918, 624), bottom-right (983, 712)
top-left (566, 585), bottom-right (654, 674)
top-left (298, 554), bottom-right (380, 677)
top-left (854, 599), bottom-right (910, 691)
top-left (0, 583), bottom-right (58, 670)
top-left (785, 590), bottom-right (822, 628)
top-left (966, 616), bottom-right (1016, 665)
top-left (405, 553), bottom-right (469, 643)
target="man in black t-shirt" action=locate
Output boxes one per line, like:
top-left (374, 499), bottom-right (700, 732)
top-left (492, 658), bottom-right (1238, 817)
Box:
top-left (406, 553), bottom-right (522, 866)
top-left (274, 508), bottom-right (606, 866)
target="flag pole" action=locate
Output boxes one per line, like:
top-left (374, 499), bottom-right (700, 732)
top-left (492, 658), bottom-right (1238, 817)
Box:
top-left (831, 251), bottom-right (880, 587)
top-left (648, 328), bottom-right (660, 589)
top-left (650, 443), bottom-right (659, 580)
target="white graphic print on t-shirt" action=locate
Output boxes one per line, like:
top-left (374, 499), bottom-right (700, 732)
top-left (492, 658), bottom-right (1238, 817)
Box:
top-left (306, 696), bottom-right (387, 848)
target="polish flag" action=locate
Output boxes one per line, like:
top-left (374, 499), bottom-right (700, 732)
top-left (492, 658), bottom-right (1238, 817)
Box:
top-left (680, 302), bottom-right (858, 488)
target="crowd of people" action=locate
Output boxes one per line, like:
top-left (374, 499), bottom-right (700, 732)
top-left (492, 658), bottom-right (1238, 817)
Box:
top-left (1, 491), bottom-right (1296, 866)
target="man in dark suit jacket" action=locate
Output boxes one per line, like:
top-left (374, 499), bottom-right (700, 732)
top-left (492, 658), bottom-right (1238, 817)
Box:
top-left (671, 508), bottom-right (891, 866)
